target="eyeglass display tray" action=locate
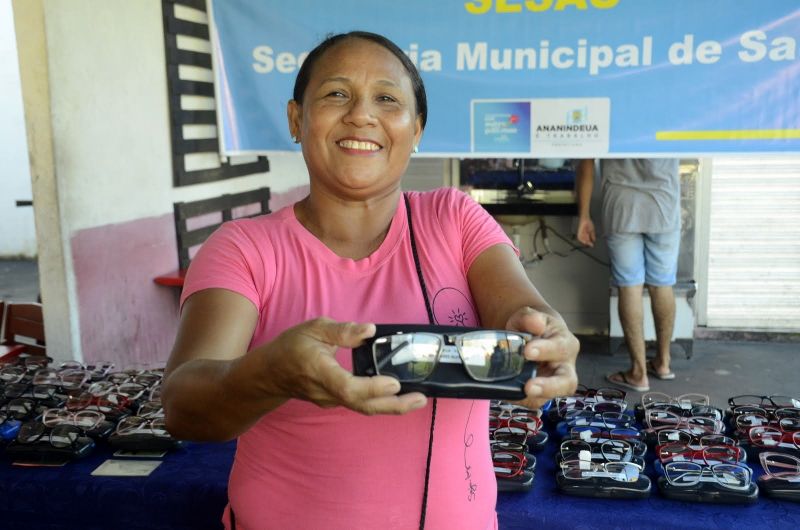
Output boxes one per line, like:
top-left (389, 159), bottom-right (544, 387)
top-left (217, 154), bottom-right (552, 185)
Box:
top-left (656, 476), bottom-right (759, 504)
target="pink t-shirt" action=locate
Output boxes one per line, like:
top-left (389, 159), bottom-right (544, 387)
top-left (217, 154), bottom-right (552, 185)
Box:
top-left (181, 188), bottom-right (514, 530)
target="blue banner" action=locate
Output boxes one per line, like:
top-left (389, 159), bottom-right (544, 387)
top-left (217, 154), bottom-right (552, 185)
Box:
top-left (208, 0), bottom-right (800, 156)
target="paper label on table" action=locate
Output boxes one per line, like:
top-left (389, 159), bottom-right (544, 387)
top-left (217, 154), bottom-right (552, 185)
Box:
top-left (114, 449), bottom-right (168, 458)
top-left (91, 459), bottom-right (162, 477)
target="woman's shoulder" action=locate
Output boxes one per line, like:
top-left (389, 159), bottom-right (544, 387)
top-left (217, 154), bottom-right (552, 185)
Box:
top-left (220, 203), bottom-right (294, 236)
top-left (407, 186), bottom-right (473, 211)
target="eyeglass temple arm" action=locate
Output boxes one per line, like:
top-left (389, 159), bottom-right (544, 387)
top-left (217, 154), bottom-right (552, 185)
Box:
top-left (373, 340), bottom-right (411, 372)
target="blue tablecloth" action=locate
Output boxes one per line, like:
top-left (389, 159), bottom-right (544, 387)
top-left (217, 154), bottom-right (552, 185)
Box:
top-left (0, 440), bottom-right (234, 530)
top-left (498, 433), bottom-right (800, 530)
top-left (1, 432), bottom-right (798, 529)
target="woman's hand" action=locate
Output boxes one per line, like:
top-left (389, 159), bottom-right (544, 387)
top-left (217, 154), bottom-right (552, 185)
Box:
top-left (262, 318), bottom-right (428, 416)
top-left (505, 306), bottom-right (580, 410)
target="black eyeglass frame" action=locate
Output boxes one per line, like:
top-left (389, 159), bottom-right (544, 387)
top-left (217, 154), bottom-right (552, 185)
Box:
top-left (352, 324), bottom-right (537, 399)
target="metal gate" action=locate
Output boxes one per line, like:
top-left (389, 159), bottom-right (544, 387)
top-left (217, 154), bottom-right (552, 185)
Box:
top-left (704, 157), bottom-right (800, 330)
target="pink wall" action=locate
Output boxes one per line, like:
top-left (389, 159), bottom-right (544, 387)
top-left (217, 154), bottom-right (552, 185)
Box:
top-left (71, 214), bottom-right (180, 369)
top-left (69, 185), bottom-right (309, 370)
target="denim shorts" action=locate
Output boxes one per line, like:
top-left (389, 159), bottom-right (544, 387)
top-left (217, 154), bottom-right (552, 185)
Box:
top-left (605, 231), bottom-right (680, 287)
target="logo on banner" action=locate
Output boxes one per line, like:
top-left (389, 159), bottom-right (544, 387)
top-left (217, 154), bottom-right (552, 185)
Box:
top-left (470, 100), bottom-right (532, 154)
top-left (531, 98), bottom-right (610, 156)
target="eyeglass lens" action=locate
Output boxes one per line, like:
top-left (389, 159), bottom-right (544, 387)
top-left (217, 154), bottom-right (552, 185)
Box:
top-left (372, 330), bottom-right (527, 383)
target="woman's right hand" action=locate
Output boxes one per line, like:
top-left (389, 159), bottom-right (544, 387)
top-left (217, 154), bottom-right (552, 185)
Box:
top-left (260, 318), bottom-right (428, 415)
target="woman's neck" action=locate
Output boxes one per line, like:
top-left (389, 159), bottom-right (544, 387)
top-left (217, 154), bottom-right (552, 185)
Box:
top-left (294, 188), bottom-right (402, 260)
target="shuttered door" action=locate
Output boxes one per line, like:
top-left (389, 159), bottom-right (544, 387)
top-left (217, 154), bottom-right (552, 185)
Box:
top-left (706, 157), bottom-right (800, 330)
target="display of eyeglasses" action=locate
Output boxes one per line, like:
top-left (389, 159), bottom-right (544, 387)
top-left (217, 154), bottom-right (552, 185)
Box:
top-left (490, 400), bottom-right (543, 492)
top-left (2, 350), bottom-right (799, 513)
top-left (0, 355), bottom-right (177, 465)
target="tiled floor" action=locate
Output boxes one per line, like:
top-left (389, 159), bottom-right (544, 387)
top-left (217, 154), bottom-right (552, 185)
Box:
top-left (1, 259), bottom-right (797, 408)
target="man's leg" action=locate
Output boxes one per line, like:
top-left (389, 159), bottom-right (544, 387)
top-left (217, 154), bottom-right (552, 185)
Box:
top-left (618, 284), bottom-right (647, 386)
top-left (606, 232), bottom-right (649, 389)
top-left (648, 285), bottom-right (675, 375)
top-left (643, 230), bottom-right (680, 377)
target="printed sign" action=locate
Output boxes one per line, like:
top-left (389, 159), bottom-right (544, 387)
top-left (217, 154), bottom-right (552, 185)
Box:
top-left (208, 0), bottom-right (800, 156)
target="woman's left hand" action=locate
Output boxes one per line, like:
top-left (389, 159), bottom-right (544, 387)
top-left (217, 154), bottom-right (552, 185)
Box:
top-left (505, 306), bottom-right (579, 410)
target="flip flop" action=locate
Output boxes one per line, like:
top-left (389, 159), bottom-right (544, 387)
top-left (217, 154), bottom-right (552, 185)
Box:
top-left (605, 371), bottom-right (649, 392)
top-left (646, 359), bottom-right (676, 380)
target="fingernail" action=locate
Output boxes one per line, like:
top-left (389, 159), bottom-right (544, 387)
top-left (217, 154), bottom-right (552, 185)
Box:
top-left (383, 380), bottom-right (400, 394)
top-left (529, 384), bottom-right (543, 397)
top-left (528, 348), bottom-right (540, 359)
top-left (411, 396), bottom-right (427, 409)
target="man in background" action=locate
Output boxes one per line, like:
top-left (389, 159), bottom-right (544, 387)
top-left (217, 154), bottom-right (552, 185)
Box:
top-left (575, 159), bottom-right (681, 392)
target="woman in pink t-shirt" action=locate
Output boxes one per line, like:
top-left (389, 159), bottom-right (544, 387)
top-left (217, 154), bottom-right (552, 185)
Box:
top-left (162, 31), bottom-right (579, 530)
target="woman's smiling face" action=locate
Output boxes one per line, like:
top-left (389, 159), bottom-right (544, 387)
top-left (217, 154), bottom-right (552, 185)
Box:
top-left (288, 38), bottom-right (423, 200)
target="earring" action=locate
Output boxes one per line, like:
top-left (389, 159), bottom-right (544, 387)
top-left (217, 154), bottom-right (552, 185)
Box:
top-left (292, 136), bottom-right (298, 144)
top-left (413, 145), bottom-right (419, 153)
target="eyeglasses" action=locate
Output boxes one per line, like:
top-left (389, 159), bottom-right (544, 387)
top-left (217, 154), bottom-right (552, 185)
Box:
top-left (1, 398), bottom-right (37, 420)
top-left (749, 426), bottom-right (800, 450)
top-left (564, 410), bottom-right (635, 429)
top-left (489, 401), bottom-right (541, 419)
top-left (644, 409), bottom-right (723, 434)
top-left (493, 451), bottom-right (528, 478)
top-left (556, 397), bottom-right (627, 416)
top-left (643, 392), bottom-right (710, 409)
top-left (759, 452), bottom-right (800, 481)
top-left (569, 425), bottom-right (642, 444)
top-left (664, 461), bottom-right (752, 491)
top-left (85, 381), bottom-right (146, 401)
top-left (42, 408), bottom-right (105, 431)
top-left (137, 400), bottom-right (164, 419)
top-left (735, 413), bottom-right (800, 433)
top-left (491, 425), bottom-right (534, 445)
top-left (368, 329), bottom-right (531, 382)
top-left (728, 395), bottom-right (800, 409)
top-left (65, 392), bottom-right (131, 414)
top-left (0, 365), bottom-right (27, 384)
top-left (559, 459), bottom-right (642, 482)
top-left (574, 385), bottom-right (627, 403)
top-left (17, 421), bottom-right (84, 449)
top-left (733, 405), bottom-right (800, 420)
top-left (490, 440), bottom-right (528, 455)
top-left (114, 416), bottom-right (170, 437)
top-left (656, 429), bottom-right (737, 448)
top-left (86, 361), bottom-right (115, 379)
top-left (31, 368), bottom-right (89, 391)
top-left (19, 355), bottom-right (52, 372)
top-left (560, 439), bottom-right (635, 463)
top-left (148, 383), bottom-right (163, 401)
top-left (2, 383), bottom-right (59, 402)
top-left (657, 443), bottom-right (742, 465)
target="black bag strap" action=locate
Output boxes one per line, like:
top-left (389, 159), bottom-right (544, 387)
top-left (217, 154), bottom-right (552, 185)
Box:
top-left (404, 193), bottom-right (437, 530)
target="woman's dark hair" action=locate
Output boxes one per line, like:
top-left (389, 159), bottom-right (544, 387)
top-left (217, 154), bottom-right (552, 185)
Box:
top-left (292, 31), bottom-right (428, 128)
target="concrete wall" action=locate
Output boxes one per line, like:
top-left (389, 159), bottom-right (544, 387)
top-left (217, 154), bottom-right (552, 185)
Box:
top-left (13, 0), bottom-right (308, 368)
top-left (0, 0), bottom-right (36, 257)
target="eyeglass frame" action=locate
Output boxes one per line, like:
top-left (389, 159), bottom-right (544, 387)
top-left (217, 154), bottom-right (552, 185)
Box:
top-left (559, 458), bottom-right (643, 482)
top-left (367, 328), bottom-right (532, 383)
top-left (663, 461), bottom-right (752, 491)
top-left (16, 421), bottom-right (85, 449)
top-left (728, 394), bottom-right (800, 409)
top-left (758, 451), bottom-right (800, 481)
top-left (656, 443), bottom-right (743, 465)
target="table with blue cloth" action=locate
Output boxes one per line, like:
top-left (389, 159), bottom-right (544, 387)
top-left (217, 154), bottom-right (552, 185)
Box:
top-left (0, 440), bottom-right (235, 530)
top-left (1, 434), bottom-right (798, 529)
